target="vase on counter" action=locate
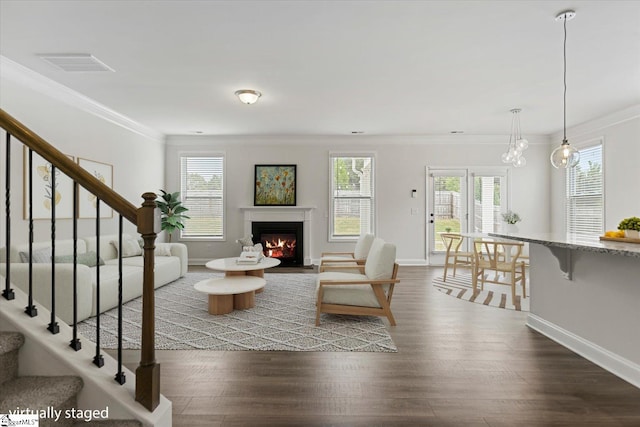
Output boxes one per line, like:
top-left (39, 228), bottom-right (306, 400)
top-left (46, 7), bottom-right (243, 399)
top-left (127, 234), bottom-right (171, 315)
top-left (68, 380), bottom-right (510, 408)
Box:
top-left (504, 223), bottom-right (519, 234)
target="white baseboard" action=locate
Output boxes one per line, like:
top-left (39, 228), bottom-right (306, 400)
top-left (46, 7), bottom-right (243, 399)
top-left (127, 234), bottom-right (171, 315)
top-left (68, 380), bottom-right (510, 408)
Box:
top-left (527, 314), bottom-right (640, 389)
top-left (397, 259), bottom-right (428, 266)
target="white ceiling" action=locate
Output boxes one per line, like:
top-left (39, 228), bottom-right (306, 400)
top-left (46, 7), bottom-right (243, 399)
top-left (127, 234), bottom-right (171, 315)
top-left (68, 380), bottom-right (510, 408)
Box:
top-left (1, 0), bottom-right (639, 137)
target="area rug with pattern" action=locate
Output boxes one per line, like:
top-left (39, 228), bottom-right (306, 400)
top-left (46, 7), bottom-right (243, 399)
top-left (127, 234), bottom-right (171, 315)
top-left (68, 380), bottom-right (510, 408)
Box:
top-left (78, 272), bottom-right (397, 352)
top-left (432, 272), bottom-right (529, 311)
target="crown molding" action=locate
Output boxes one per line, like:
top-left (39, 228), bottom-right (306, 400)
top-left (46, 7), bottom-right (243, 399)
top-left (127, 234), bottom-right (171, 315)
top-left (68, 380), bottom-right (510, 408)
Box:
top-left (550, 104), bottom-right (640, 143)
top-left (1, 55), bottom-right (165, 142)
top-left (165, 133), bottom-right (551, 146)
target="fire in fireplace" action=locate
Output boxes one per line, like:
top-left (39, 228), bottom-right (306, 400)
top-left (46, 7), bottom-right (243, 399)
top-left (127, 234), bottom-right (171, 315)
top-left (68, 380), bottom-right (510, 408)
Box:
top-left (251, 221), bottom-right (303, 266)
top-left (262, 233), bottom-right (296, 259)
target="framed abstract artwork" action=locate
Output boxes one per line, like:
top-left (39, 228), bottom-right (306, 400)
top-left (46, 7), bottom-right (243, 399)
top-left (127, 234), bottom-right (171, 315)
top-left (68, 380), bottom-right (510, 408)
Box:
top-left (23, 146), bottom-right (75, 220)
top-left (77, 157), bottom-right (114, 218)
top-left (254, 164), bottom-right (296, 206)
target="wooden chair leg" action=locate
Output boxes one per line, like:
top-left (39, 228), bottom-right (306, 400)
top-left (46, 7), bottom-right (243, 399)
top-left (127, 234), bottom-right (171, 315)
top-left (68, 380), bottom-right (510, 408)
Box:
top-left (521, 263), bottom-right (527, 298)
top-left (372, 284), bottom-right (396, 326)
top-left (443, 258), bottom-right (449, 282)
top-left (315, 286), bottom-right (325, 326)
top-left (472, 265), bottom-right (478, 292)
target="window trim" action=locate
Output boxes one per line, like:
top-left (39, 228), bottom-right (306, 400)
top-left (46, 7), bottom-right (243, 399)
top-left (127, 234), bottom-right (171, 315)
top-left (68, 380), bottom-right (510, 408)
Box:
top-left (328, 151), bottom-right (377, 242)
top-left (178, 152), bottom-right (226, 242)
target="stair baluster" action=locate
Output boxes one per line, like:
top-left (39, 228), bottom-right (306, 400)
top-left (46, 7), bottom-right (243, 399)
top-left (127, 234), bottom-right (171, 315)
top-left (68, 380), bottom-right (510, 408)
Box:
top-left (93, 199), bottom-right (104, 367)
top-left (3, 133), bottom-right (15, 301)
top-left (47, 165), bottom-right (59, 334)
top-left (115, 215), bottom-right (126, 385)
top-left (70, 181), bottom-right (81, 351)
top-left (25, 148), bottom-right (38, 317)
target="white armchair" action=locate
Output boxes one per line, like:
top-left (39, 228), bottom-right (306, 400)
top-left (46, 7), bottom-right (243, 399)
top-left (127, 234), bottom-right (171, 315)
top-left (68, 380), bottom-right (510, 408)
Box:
top-left (316, 238), bottom-right (399, 326)
top-left (319, 233), bottom-right (375, 272)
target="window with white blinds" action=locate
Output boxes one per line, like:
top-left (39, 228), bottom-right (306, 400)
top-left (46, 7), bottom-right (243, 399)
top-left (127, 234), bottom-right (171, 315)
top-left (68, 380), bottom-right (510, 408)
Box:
top-left (566, 143), bottom-right (603, 237)
top-left (180, 155), bottom-right (224, 238)
top-left (330, 155), bottom-right (375, 239)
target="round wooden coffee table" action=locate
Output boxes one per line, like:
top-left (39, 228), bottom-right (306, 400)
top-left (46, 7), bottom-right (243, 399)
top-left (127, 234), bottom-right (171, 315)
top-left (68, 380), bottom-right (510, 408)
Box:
top-left (205, 257), bottom-right (281, 294)
top-left (194, 275), bottom-right (266, 315)
top-left (194, 257), bottom-right (281, 315)
top-left (205, 256), bottom-right (281, 277)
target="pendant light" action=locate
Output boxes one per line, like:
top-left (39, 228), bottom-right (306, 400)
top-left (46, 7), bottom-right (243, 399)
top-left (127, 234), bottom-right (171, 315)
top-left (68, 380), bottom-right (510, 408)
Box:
top-left (550, 10), bottom-right (580, 169)
top-left (501, 108), bottom-right (528, 168)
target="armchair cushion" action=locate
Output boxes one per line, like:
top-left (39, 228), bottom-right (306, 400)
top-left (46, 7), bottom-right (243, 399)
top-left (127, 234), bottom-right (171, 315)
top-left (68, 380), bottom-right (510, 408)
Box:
top-left (316, 272), bottom-right (387, 308)
top-left (364, 238), bottom-right (396, 280)
top-left (353, 233), bottom-right (375, 259)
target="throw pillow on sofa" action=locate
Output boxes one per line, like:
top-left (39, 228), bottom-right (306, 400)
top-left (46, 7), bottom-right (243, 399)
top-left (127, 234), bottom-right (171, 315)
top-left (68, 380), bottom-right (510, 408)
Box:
top-left (110, 238), bottom-right (143, 258)
top-left (18, 247), bottom-right (52, 263)
top-left (54, 251), bottom-right (105, 267)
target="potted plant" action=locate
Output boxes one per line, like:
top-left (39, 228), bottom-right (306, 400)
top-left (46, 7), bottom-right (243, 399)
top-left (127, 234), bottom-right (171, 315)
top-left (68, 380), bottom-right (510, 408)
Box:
top-left (501, 210), bottom-right (521, 234)
top-left (156, 190), bottom-right (190, 242)
top-left (618, 216), bottom-right (640, 239)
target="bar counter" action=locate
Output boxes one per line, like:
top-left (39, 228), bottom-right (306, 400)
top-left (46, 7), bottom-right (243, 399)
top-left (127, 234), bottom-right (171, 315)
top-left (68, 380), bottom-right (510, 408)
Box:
top-left (490, 232), bottom-right (640, 389)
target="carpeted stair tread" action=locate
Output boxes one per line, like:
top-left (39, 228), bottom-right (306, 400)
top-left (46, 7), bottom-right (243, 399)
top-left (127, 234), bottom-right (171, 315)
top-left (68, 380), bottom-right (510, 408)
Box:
top-left (73, 421), bottom-right (142, 427)
top-left (0, 331), bottom-right (24, 354)
top-left (0, 331), bottom-right (24, 385)
top-left (0, 375), bottom-right (83, 409)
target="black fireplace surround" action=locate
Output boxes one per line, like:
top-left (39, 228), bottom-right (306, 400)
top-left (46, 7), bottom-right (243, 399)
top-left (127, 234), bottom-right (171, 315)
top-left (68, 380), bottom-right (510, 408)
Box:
top-left (251, 221), bottom-right (303, 267)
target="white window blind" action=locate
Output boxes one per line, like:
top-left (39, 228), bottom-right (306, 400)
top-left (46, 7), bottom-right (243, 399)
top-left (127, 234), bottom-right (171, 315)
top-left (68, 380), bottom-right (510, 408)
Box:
top-left (180, 156), bottom-right (224, 238)
top-left (566, 143), bottom-right (603, 237)
top-left (330, 155), bottom-right (375, 239)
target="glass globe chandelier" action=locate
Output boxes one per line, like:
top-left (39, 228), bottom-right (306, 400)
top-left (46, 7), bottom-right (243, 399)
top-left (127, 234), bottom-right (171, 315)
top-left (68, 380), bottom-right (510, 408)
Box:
top-left (501, 108), bottom-right (528, 168)
top-left (550, 10), bottom-right (580, 169)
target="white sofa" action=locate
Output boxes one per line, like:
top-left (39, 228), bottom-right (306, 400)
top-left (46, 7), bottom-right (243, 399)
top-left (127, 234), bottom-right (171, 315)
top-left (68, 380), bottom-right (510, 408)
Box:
top-left (0, 234), bottom-right (188, 324)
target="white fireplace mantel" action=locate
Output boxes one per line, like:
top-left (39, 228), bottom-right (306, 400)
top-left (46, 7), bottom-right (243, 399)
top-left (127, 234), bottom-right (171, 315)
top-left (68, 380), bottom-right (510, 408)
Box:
top-left (239, 206), bottom-right (316, 266)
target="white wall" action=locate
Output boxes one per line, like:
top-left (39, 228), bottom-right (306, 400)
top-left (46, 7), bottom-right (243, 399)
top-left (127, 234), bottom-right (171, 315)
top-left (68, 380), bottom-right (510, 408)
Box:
top-left (0, 76), bottom-right (166, 246)
top-left (166, 134), bottom-right (551, 264)
top-left (550, 105), bottom-right (640, 233)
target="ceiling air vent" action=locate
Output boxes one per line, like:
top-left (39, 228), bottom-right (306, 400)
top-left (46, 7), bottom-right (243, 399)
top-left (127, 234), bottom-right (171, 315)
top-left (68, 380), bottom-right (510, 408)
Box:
top-left (37, 54), bottom-right (115, 72)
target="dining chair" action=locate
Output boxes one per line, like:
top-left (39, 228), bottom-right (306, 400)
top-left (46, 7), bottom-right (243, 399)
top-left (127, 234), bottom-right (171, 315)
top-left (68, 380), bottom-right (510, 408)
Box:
top-left (441, 233), bottom-right (473, 281)
top-left (472, 239), bottom-right (526, 305)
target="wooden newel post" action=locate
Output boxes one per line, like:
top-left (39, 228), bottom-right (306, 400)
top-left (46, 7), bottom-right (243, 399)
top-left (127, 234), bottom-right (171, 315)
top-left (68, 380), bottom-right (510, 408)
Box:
top-left (135, 192), bottom-right (161, 411)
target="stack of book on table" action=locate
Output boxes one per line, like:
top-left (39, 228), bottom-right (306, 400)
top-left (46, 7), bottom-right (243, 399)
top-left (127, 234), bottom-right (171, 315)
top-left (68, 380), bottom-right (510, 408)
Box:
top-left (237, 251), bottom-right (263, 264)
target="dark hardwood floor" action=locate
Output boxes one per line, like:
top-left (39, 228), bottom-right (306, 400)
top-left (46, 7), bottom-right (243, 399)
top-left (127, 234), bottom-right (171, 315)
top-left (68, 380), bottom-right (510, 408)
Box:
top-left (119, 266), bottom-right (640, 426)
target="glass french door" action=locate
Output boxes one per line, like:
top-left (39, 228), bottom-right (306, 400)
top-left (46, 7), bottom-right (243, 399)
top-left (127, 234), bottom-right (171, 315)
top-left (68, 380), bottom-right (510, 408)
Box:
top-left (427, 167), bottom-right (509, 265)
top-left (427, 169), bottom-right (468, 265)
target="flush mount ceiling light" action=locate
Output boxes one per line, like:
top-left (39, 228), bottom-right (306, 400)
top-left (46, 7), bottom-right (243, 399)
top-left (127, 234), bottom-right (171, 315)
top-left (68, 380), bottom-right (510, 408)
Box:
top-left (234, 89), bottom-right (261, 105)
top-left (501, 108), bottom-right (529, 168)
top-left (550, 10), bottom-right (580, 169)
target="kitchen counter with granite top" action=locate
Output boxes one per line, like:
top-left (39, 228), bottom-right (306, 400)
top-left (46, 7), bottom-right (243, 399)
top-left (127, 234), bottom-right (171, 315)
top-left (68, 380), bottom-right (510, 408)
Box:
top-left (489, 232), bottom-right (640, 258)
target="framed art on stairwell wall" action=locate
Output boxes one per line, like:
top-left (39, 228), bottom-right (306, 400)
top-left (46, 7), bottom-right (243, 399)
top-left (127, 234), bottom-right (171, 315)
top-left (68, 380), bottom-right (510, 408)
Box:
top-left (77, 157), bottom-right (114, 218)
top-left (23, 146), bottom-right (75, 220)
